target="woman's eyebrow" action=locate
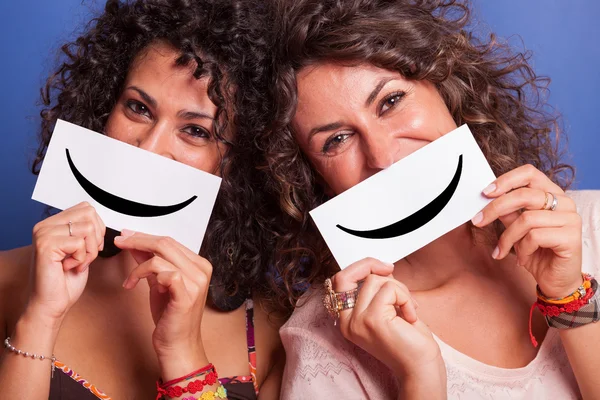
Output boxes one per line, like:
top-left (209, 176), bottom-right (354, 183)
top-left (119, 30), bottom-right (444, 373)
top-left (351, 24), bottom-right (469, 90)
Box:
top-left (365, 77), bottom-right (398, 107)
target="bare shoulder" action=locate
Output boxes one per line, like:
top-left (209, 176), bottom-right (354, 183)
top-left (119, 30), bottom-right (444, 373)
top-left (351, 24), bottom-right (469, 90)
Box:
top-left (0, 245), bottom-right (32, 285)
top-left (0, 245), bottom-right (33, 335)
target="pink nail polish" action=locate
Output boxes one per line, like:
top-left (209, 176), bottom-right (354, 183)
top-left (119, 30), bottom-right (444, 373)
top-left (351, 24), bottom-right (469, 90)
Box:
top-left (492, 246), bottom-right (500, 259)
top-left (471, 212), bottom-right (483, 225)
top-left (483, 183), bottom-right (497, 196)
top-left (121, 229), bottom-right (136, 237)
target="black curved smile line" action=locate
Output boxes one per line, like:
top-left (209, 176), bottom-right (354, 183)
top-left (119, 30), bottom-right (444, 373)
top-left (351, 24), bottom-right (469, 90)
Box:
top-left (336, 154), bottom-right (463, 239)
top-left (66, 148), bottom-right (197, 217)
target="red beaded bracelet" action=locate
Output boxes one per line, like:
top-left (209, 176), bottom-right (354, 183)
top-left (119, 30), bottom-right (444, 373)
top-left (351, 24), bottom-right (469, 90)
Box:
top-left (529, 279), bottom-right (597, 347)
top-left (160, 363), bottom-right (215, 388)
top-left (156, 367), bottom-right (219, 399)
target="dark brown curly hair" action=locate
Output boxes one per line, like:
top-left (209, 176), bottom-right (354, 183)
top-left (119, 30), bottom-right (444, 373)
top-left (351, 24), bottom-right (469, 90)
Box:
top-left (33, 0), bottom-right (282, 312)
top-left (250, 0), bottom-right (575, 308)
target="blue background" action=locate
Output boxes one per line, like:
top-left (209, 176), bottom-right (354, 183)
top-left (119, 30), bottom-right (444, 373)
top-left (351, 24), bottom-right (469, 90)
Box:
top-left (1, 1), bottom-right (599, 250)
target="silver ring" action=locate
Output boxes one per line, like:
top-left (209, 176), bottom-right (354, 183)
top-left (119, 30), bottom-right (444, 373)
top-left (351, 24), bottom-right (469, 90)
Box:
top-left (68, 221), bottom-right (73, 236)
top-left (549, 192), bottom-right (558, 211)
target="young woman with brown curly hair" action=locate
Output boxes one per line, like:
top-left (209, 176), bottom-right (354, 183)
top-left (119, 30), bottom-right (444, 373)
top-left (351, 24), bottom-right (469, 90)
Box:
top-left (249, 0), bottom-right (600, 398)
top-left (0, 1), bottom-right (284, 399)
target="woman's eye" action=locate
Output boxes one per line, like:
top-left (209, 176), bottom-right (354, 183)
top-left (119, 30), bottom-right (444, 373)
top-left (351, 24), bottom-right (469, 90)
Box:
top-left (322, 133), bottom-right (350, 154)
top-left (127, 100), bottom-right (151, 117)
top-left (182, 125), bottom-right (211, 139)
top-left (380, 91), bottom-right (405, 114)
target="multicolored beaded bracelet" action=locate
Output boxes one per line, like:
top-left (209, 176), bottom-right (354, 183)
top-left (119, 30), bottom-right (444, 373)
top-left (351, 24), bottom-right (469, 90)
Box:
top-left (156, 364), bottom-right (224, 400)
top-left (182, 385), bottom-right (227, 400)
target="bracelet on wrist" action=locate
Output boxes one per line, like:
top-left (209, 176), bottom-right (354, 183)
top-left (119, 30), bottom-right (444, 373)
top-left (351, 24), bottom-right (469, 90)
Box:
top-left (3, 336), bottom-right (57, 377)
top-left (156, 363), bottom-right (225, 400)
top-left (536, 273), bottom-right (592, 304)
top-left (529, 274), bottom-right (599, 347)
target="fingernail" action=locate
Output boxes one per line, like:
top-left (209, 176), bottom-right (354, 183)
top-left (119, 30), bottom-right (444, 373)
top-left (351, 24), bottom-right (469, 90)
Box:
top-left (99, 241), bottom-right (104, 251)
top-left (492, 246), bottom-right (500, 259)
top-left (121, 229), bottom-right (136, 237)
top-left (483, 183), bottom-right (497, 196)
top-left (114, 236), bottom-right (125, 242)
top-left (471, 212), bottom-right (483, 225)
top-left (386, 262), bottom-right (395, 268)
top-left (122, 279), bottom-right (129, 288)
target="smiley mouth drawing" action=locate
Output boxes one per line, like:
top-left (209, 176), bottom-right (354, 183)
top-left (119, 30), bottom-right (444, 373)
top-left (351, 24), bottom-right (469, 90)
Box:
top-left (336, 154), bottom-right (463, 239)
top-left (66, 148), bottom-right (197, 217)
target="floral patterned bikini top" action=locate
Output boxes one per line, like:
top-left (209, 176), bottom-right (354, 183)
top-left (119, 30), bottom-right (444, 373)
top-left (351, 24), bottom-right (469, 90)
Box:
top-left (49, 299), bottom-right (258, 400)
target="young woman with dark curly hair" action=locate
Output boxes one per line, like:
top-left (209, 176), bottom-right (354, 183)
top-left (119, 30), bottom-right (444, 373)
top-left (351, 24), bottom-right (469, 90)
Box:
top-left (0, 1), bottom-right (284, 399)
top-left (247, 0), bottom-right (600, 398)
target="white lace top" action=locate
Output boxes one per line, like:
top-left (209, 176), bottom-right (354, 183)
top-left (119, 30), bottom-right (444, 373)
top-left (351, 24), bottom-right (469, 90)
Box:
top-left (280, 190), bottom-right (600, 400)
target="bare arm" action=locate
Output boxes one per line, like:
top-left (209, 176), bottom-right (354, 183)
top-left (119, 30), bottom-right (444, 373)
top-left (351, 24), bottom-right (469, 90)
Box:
top-left (0, 203), bottom-right (105, 399)
top-left (0, 309), bottom-right (61, 398)
top-left (560, 314), bottom-right (600, 399)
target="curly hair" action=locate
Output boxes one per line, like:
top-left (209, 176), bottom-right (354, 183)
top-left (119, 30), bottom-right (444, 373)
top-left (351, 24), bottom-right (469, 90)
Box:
top-left (34, 0), bottom-right (283, 312)
top-left (250, 0), bottom-right (575, 308)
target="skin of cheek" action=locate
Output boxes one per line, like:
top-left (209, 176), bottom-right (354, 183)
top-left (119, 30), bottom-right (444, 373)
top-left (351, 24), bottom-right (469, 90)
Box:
top-left (310, 99), bottom-right (457, 195)
top-left (104, 108), bottom-right (138, 145)
top-left (103, 103), bottom-right (224, 175)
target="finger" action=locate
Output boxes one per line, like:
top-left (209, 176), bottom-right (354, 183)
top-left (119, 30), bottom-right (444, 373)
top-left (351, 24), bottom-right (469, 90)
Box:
top-left (368, 280), bottom-right (417, 323)
top-left (332, 258), bottom-right (394, 292)
top-left (516, 225), bottom-right (582, 267)
top-left (93, 212), bottom-right (106, 251)
top-left (37, 234), bottom-right (87, 271)
top-left (114, 232), bottom-right (202, 275)
top-left (116, 230), bottom-right (154, 265)
top-left (498, 211), bottom-right (520, 229)
top-left (33, 201), bottom-right (93, 236)
top-left (483, 164), bottom-right (564, 198)
top-left (46, 222), bottom-right (98, 271)
top-left (494, 211), bottom-right (576, 259)
top-left (473, 189), bottom-right (575, 228)
top-left (68, 221), bottom-right (99, 272)
top-left (155, 270), bottom-right (190, 304)
top-left (123, 256), bottom-right (180, 289)
top-left (147, 273), bottom-right (168, 294)
top-left (53, 203), bottom-right (104, 249)
top-left (352, 275), bottom-right (407, 315)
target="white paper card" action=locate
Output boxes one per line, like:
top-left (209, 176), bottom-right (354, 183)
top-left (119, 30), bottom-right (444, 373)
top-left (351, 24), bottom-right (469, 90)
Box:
top-left (32, 119), bottom-right (222, 253)
top-left (310, 124), bottom-right (496, 269)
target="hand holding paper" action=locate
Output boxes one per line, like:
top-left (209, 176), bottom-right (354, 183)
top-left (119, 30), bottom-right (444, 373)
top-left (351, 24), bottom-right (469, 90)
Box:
top-left (32, 120), bottom-right (222, 253)
top-left (310, 124), bottom-right (496, 269)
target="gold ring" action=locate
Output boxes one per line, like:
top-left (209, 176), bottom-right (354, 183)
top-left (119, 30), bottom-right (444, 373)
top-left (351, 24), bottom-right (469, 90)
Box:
top-left (541, 192), bottom-right (551, 210)
top-left (68, 221), bottom-right (73, 236)
top-left (541, 192), bottom-right (557, 211)
top-left (323, 278), bottom-right (360, 319)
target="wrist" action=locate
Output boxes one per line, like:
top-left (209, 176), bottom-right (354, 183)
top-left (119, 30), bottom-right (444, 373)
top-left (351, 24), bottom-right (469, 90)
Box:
top-left (395, 355), bottom-right (447, 399)
top-left (11, 311), bottom-right (62, 358)
top-left (18, 307), bottom-right (64, 336)
top-left (158, 349), bottom-right (210, 382)
top-left (538, 274), bottom-right (586, 299)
